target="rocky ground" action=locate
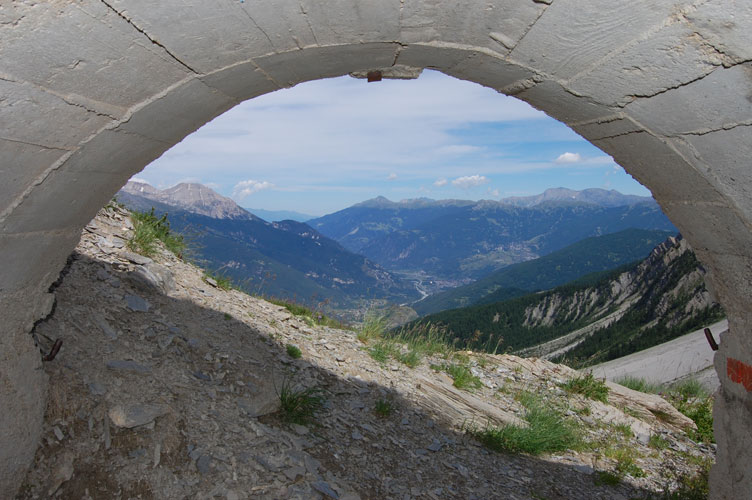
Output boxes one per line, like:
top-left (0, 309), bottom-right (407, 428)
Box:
top-left (18, 205), bottom-right (714, 499)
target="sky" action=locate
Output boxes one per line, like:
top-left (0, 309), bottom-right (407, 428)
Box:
top-left (132, 69), bottom-right (651, 217)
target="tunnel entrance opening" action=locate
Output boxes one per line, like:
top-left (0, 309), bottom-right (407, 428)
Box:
top-left (2, 1), bottom-right (751, 497)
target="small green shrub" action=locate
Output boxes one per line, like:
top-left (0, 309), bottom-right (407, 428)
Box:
top-left (616, 376), bottom-right (662, 394)
top-left (614, 423), bottom-right (633, 438)
top-left (128, 208), bottom-right (185, 257)
top-left (444, 363), bottom-right (483, 391)
top-left (368, 340), bottom-right (396, 363)
top-left (358, 314), bottom-right (387, 344)
top-left (396, 349), bottom-right (421, 369)
top-left (374, 399), bottom-right (394, 417)
top-left (204, 271), bottom-right (233, 291)
top-left (277, 378), bottom-right (326, 425)
top-left (286, 344), bottom-right (302, 359)
top-left (649, 434), bottom-right (670, 450)
top-left (223, 312), bottom-right (232, 321)
top-left (472, 400), bottom-right (582, 455)
top-left (607, 447), bottom-right (645, 478)
top-left (671, 379), bottom-right (709, 400)
top-left (561, 372), bottom-right (609, 403)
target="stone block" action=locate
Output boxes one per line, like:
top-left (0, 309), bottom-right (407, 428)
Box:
top-left (674, 126), bottom-right (752, 224)
top-left (299, 0), bottom-right (401, 46)
top-left (509, 0), bottom-right (678, 81)
top-left (0, 313), bottom-right (47, 498)
top-left (0, 140), bottom-right (68, 216)
top-left (661, 201), bottom-right (752, 256)
top-left (400, 0), bottom-right (546, 51)
top-left (107, 0), bottom-right (277, 74)
top-left (0, 80), bottom-right (112, 150)
top-left (0, 169), bottom-right (137, 233)
top-left (625, 64), bottom-right (752, 136)
top-left (593, 131), bottom-right (725, 204)
top-left (119, 78), bottom-right (239, 144)
top-left (569, 22), bottom-right (723, 107)
top-left (0, 1), bottom-right (190, 112)
top-left (254, 43), bottom-right (398, 88)
top-left (200, 61), bottom-right (281, 102)
top-left (572, 115), bottom-right (644, 142)
top-left (516, 80), bottom-right (615, 125)
top-left (0, 229), bottom-right (81, 293)
top-left (686, 0), bottom-right (752, 63)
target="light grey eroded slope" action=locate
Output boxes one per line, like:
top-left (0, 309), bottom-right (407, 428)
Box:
top-left (590, 320), bottom-right (727, 391)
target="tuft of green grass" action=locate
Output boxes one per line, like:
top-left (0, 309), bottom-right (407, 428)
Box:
top-left (374, 399), bottom-right (394, 417)
top-left (472, 397), bottom-right (582, 455)
top-left (367, 340), bottom-right (396, 364)
top-left (265, 297), bottom-right (347, 329)
top-left (614, 423), bottom-right (633, 439)
top-left (204, 271), bottom-right (233, 291)
top-left (444, 363), bottom-right (483, 391)
top-left (616, 376), bottom-right (663, 394)
top-left (649, 434), bottom-right (670, 450)
top-left (277, 378), bottom-right (326, 425)
top-left (561, 372), bottom-right (609, 403)
top-left (358, 314), bottom-right (388, 344)
top-left (223, 312), bottom-right (232, 321)
top-left (671, 379), bottom-right (709, 400)
top-left (128, 208), bottom-right (186, 257)
top-left (286, 344), bottom-right (302, 359)
top-left (606, 447), bottom-right (645, 478)
top-left (396, 349), bottom-right (421, 369)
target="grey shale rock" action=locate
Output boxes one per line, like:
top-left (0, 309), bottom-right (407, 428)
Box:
top-left (108, 404), bottom-right (169, 428)
top-left (125, 294), bottom-right (150, 312)
top-left (106, 360), bottom-right (152, 374)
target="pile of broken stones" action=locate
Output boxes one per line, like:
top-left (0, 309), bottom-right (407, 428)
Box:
top-left (18, 205), bottom-right (714, 499)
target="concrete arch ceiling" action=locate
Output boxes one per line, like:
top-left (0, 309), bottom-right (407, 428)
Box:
top-left (1, 0), bottom-right (751, 497)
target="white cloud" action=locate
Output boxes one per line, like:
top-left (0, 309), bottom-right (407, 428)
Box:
top-left (555, 152), bottom-right (582, 164)
top-left (232, 179), bottom-right (274, 199)
top-left (387, 173), bottom-right (398, 181)
top-left (452, 175), bottom-right (489, 189)
top-left (434, 178), bottom-right (448, 187)
top-left (129, 176), bottom-right (151, 185)
top-left (487, 188), bottom-right (500, 197)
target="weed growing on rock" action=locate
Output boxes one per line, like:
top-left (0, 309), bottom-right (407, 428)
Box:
top-left (607, 447), bottom-right (645, 478)
top-left (443, 363), bottom-right (482, 391)
top-left (286, 344), bottom-right (302, 359)
top-left (128, 208), bottom-right (185, 257)
top-left (471, 395), bottom-right (582, 455)
top-left (203, 271), bottom-right (233, 291)
top-left (374, 399), bottom-right (394, 417)
top-left (649, 434), bottom-right (670, 450)
top-left (358, 314), bottom-right (387, 343)
top-left (277, 378), bottom-right (326, 426)
top-left (561, 372), bottom-right (609, 403)
top-left (616, 376), bottom-right (662, 394)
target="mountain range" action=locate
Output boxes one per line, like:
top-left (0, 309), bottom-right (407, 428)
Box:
top-left (309, 190), bottom-right (675, 283)
top-left (406, 235), bottom-right (723, 365)
top-left (117, 182), bottom-right (418, 313)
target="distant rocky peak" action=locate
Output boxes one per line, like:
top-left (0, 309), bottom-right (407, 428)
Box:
top-left (500, 187), bottom-right (654, 208)
top-left (121, 181), bottom-right (255, 220)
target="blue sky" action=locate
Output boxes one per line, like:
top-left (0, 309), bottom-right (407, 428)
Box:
top-left (133, 70), bottom-right (650, 217)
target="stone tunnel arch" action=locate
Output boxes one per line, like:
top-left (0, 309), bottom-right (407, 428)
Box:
top-left (1, 1), bottom-right (751, 497)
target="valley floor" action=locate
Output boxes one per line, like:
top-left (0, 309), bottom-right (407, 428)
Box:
top-left (19, 206), bottom-right (713, 499)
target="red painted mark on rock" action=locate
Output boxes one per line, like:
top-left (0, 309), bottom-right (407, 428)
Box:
top-left (727, 357), bottom-right (752, 391)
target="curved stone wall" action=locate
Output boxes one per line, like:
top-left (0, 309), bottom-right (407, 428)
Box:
top-left (1, 1), bottom-right (750, 497)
